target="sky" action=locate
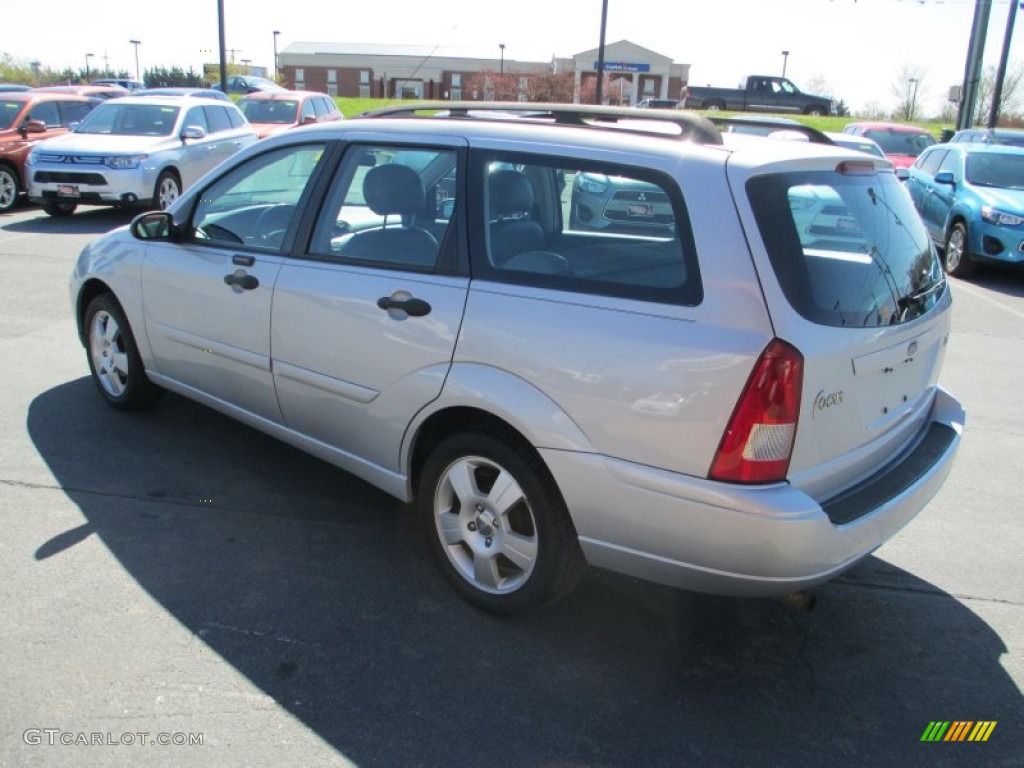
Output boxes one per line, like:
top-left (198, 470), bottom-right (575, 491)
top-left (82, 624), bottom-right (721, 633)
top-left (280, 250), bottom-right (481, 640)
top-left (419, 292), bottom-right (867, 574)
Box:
top-left (1, 0), bottom-right (1020, 116)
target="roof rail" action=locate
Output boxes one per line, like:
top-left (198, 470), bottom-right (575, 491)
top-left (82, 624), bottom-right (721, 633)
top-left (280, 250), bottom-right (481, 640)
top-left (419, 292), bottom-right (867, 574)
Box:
top-left (707, 116), bottom-right (834, 145)
top-left (355, 101), bottom-right (724, 145)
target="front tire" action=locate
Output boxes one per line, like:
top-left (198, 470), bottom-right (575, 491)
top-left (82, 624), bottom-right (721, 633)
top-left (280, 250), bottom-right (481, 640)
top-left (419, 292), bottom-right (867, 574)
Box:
top-left (84, 294), bottom-right (164, 410)
top-left (944, 222), bottom-right (976, 278)
top-left (419, 431), bottom-right (585, 615)
top-left (0, 165), bottom-right (19, 213)
top-left (154, 170), bottom-right (182, 210)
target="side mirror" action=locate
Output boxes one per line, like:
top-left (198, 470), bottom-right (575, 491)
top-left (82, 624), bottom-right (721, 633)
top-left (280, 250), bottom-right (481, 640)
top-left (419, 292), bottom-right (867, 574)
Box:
top-left (301, 115), bottom-right (317, 125)
top-left (21, 119), bottom-right (47, 135)
top-left (131, 211), bottom-right (177, 241)
top-left (181, 125), bottom-right (207, 140)
top-left (934, 170), bottom-right (956, 185)
top-left (894, 167), bottom-right (910, 181)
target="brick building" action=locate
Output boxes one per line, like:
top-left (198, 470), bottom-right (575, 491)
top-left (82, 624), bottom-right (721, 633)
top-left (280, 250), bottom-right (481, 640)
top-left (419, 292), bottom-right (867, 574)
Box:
top-left (278, 39), bottom-right (689, 105)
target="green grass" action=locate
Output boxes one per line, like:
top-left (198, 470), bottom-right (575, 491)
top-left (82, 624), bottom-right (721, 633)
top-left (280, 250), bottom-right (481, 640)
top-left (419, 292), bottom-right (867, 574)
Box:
top-left (335, 98), bottom-right (415, 118)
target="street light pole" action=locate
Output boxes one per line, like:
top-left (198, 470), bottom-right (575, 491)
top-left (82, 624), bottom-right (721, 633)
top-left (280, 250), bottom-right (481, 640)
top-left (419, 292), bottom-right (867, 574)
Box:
top-left (595, 0), bottom-right (609, 105)
top-left (129, 40), bottom-right (141, 82)
top-left (217, 0), bottom-right (228, 94)
top-left (84, 53), bottom-right (93, 83)
top-left (781, 50), bottom-right (790, 78)
top-left (273, 30), bottom-right (281, 81)
top-left (908, 77), bottom-right (919, 121)
top-left (499, 43), bottom-right (505, 75)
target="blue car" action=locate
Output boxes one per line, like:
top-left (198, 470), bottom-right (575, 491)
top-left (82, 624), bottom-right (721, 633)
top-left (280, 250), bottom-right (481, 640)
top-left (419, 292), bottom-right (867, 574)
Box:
top-left (905, 142), bottom-right (1024, 277)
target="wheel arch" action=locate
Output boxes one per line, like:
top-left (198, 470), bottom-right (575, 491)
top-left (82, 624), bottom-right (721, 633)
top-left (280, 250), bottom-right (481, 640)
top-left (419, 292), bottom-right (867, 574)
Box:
top-left (75, 278), bottom-right (117, 345)
top-left (404, 364), bottom-right (596, 500)
top-left (0, 159), bottom-right (22, 187)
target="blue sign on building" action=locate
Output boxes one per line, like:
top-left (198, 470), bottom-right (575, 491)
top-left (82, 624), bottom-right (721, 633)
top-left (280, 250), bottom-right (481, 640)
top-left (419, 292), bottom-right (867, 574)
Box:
top-left (595, 62), bottom-right (651, 73)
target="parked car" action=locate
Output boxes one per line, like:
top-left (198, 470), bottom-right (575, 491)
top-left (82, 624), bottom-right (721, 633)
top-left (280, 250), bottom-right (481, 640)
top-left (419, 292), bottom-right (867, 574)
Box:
top-left (841, 122), bottom-right (936, 169)
top-left (634, 98), bottom-right (679, 109)
top-left (32, 85), bottom-right (130, 100)
top-left (948, 127), bottom-right (1024, 147)
top-left (134, 87), bottom-right (231, 102)
top-left (0, 92), bottom-right (98, 212)
top-left (27, 95), bottom-right (256, 217)
top-left (211, 75), bottom-right (285, 94)
top-left (0, 84), bottom-right (31, 93)
top-left (237, 90), bottom-right (342, 139)
top-left (904, 142), bottom-right (1024, 277)
top-left (681, 75), bottom-right (835, 116)
top-left (824, 131), bottom-right (886, 159)
top-left (69, 102), bottom-right (963, 615)
top-left (92, 78), bottom-right (145, 92)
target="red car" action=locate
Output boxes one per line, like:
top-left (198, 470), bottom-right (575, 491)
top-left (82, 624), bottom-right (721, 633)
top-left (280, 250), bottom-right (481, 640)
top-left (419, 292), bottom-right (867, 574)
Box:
top-left (840, 122), bottom-right (936, 169)
top-left (238, 91), bottom-right (342, 139)
top-left (0, 92), bottom-right (98, 212)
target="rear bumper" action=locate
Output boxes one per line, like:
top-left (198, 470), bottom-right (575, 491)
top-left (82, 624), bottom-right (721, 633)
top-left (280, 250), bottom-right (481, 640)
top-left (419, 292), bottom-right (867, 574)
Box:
top-left (543, 386), bottom-right (964, 597)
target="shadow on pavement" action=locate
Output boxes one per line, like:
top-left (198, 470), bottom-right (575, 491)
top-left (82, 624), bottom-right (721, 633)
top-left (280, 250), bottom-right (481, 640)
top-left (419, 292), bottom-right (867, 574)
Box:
top-left (955, 264), bottom-right (1024, 298)
top-left (28, 378), bottom-right (1022, 767)
top-left (1, 206), bottom-right (136, 236)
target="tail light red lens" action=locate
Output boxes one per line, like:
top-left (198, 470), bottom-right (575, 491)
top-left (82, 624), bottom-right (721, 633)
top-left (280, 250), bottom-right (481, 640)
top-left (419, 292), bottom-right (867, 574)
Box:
top-left (709, 339), bottom-right (803, 484)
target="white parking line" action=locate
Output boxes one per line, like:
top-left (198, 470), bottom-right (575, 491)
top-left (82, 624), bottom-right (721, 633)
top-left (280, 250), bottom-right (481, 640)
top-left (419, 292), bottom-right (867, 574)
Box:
top-left (952, 280), bottom-right (1024, 322)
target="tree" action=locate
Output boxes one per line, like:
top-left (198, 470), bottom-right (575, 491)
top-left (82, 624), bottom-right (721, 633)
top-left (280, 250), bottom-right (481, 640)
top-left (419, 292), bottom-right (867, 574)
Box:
top-left (527, 69), bottom-right (574, 103)
top-left (890, 65), bottom-right (928, 121)
top-left (973, 62), bottom-right (1024, 125)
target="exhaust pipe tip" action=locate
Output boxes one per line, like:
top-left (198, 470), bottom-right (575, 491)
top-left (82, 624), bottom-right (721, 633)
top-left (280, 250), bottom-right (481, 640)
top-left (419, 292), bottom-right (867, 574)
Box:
top-left (778, 590), bottom-right (817, 613)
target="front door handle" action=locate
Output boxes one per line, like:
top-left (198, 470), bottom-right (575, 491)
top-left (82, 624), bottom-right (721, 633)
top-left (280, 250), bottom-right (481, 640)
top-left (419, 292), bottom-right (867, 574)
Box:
top-left (376, 295), bottom-right (431, 317)
top-left (224, 272), bottom-right (259, 290)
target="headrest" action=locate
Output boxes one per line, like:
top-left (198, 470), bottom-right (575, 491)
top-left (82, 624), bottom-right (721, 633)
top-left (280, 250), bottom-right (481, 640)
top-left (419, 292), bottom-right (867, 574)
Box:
top-left (363, 164), bottom-right (426, 216)
top-left (488, 170), bottom-right (534, 218)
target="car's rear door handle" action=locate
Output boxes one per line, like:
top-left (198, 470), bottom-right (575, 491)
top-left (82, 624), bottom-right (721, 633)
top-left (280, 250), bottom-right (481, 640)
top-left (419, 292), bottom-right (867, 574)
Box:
top-left (376, 295), bottom-right (431, 316)
top-left (224, 272), bottom-right (259, 290)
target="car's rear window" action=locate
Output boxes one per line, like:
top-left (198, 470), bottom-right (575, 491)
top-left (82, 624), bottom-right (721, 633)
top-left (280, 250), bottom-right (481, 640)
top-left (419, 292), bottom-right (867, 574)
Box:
top-left (747, 167), bottom-right (945, 327)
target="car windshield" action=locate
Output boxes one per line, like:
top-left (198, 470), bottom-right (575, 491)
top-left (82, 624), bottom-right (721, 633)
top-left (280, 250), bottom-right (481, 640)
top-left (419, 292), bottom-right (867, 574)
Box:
top-left (748, 168), bottom-right (944, 327)
top-left (863, 130), bottom-right (935, 157)
top-left (0, 100), bottom-right (23, 130)
top-left (75, 103), bottom-right (180, 136)
top-left (240, 99), bottom-right (298, 124)
top-left (965, 152), bottom-right (1024, 189)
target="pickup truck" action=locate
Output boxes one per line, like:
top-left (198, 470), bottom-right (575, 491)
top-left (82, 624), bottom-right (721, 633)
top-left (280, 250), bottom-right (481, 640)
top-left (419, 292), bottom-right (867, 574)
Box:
top-left (681, 75), bottom-right (835, 116)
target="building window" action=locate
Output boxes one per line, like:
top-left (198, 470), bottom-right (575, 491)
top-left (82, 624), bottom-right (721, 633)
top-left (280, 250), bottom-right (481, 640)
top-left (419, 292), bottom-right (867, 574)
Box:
top-left (452, 73), bottom-right (461, 87)
top-left (328, 84), bottom-right (338, 97)
top-left (295, 68), bottom-right (305, 89)
top-left (450, 88), bottom-right (462, 100)
top-left (359, 85), bottom-right (370, 98)
top-left (360, 70), bottom-right (370, 84)
top-left (519, 77), bottom-right (528, 90)
top-left (643, 78), bottom-right (655, 94)
top-left (327, 69), bottom-right (337, 84)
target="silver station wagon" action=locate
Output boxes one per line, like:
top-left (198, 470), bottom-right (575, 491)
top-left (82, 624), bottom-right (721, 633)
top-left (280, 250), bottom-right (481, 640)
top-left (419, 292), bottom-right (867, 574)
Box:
top-left (70, 104), bottom-right (964, 615)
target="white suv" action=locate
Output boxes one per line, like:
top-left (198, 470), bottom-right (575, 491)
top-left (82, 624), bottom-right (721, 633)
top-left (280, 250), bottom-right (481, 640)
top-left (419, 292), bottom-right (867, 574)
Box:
top-left (69, 104), bottom-right (964, 615)
top-left (28, 95), bottom-right (256, 217)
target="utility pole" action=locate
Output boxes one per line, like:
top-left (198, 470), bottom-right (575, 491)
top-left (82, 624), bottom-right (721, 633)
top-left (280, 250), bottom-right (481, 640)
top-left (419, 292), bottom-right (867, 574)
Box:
top-left (217, 0), bottom-right (227, 93)
top-left (129, 40), bottom-right (141, 82)
top-left (957, 0), bottom-right (992, 130)
top-left (988, 0), bottom-right (1018, 128)
top-left (595, 0), bottom-right (608, 105)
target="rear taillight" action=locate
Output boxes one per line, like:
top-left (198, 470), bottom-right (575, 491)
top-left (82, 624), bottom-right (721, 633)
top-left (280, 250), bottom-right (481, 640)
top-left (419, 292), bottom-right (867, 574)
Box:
top-left (709, 339), bottom-right (803, 484)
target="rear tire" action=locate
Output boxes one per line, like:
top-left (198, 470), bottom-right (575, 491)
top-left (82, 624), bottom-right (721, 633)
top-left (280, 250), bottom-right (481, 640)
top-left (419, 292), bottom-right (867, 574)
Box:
top-left (805, 106), bottom-right (825, 116)
top-left (419, 430), bottom-right (585, 615)
top-left (944, 222), bottom-right (976, 278)
top-left (42, 200), bottom-right (77, 217)
top-left (704, 100), bottom-right (726, 112)
top-left (84, 294), bottom-right (164, 410)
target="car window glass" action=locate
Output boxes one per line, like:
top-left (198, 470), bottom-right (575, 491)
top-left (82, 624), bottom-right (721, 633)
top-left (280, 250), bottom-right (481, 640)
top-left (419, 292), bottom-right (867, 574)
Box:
top-left (74, 103), bottom-right (180, 136)
top-left (966, 151), bottom-right (1024, 188)
top-left (59, 100), bottom-right (94, 125)
top-left (475, 152), bottom-right (700, 306)
top-left (0, 101), bottom-right (23, 131)
top-left (301, 99), bottom-right (316, 121)
top-left (184, 106), bottom-right (209, 133)
top-left (226, 107), bottom-right (247, 128)
top-left (309, 145), bottom-right (458, 270)
top-left (916, 149), bottom-right (947, 176)
top-left (748, 170), bottom-right (943, 327)
top-left (936, 150), bottom-right (960, 177)
top-left (312, 97), bottom-right (328, 118)
top-left (28, 101), bottom-right (61, 128)
top-left (191, 143), bottom-right (328, 251)
top-left (204, 105), bottom-right (231, 134)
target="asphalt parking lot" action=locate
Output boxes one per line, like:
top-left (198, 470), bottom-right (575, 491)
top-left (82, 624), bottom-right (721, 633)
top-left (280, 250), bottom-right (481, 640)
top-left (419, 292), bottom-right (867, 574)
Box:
top-left (0, 203), bottom-right (1020, 767)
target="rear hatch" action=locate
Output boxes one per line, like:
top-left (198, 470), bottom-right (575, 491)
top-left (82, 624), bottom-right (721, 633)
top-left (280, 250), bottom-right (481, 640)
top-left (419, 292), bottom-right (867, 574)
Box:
top-left (736, 156), bottom-right (951, 500)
